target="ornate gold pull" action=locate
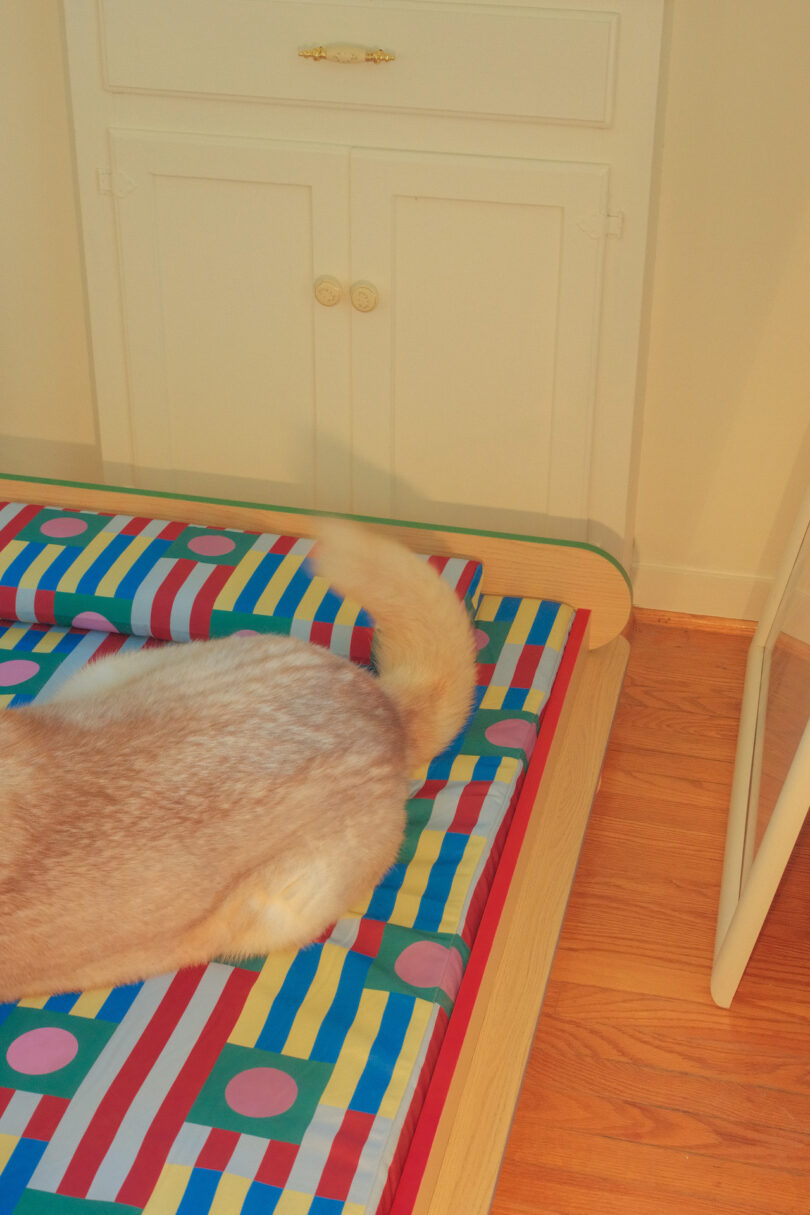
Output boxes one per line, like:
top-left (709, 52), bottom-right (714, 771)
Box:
top-left (299, 44), bottom-right (395, 65)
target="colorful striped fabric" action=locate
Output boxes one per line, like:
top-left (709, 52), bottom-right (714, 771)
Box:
top-left (0, 503), bottom-right (574, 1214)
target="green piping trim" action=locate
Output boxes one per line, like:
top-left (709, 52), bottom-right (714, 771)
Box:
top-left (0, 472), bottom-right (632, 592)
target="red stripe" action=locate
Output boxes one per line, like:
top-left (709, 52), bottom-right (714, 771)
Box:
top-left (255, 1139), bottom-right (299, 1188)
top-left (195, 1127), bottom-right (239, 1171)
top-left (270, 535), bottom-right (296, 555)
top-left (0, 502), bottom-right (41, 548)
top-left (388, 610), bottom-right (590, 1215)
top-left (426, 555), bottom-right (448, 575)
top-left (25, 1094), bottom-right (70, 1141)
top-left (119, 517), bottom-right (152, 537)
top-left (149, 558), bottom-right (194, 640)
top-left (0, 586), bottom-right (17, 620)
top-left (156, 521), bottom-right (186, 541)
top-left (512, 644), bottom-right (543, 687)
top-left (188, 563), bottom-right (234, 640)
top-left (453, 561), bottom-right (479, 602)
top-left (350, 625), bottom-right (373, 666)
top-left (0, 1088), bottom-right (14, 1117)
top-left (33, 588), bottom-right (55, 624)
top-left (87, 633), bottom-right (130, 661)
top-left (309, 620), bottom-right (334, 651)
top-left (449, 782), bottom-right (491, 834)
top-left (317, 1108), bottom-right (376, 1200)
top-left (58, 967), bottom-right (205, 1198)
top-left (351, 918), bottom-right (386, 958)
top-left (116, 965), bottom-right (257, 1207)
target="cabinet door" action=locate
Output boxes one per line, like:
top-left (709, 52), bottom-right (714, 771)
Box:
top-left (349, 150), bottom-right (609, 537)
top-left (108, 132), bottom-right (352, 510)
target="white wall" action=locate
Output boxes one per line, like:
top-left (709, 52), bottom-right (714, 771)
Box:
top-left (633, 0), bottom-right (810, 618)
top-left (2, 0), bottom-right (809, 620)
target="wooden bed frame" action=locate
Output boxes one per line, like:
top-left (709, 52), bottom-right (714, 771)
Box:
top-left (0, 474), bottom-right (631, 1213)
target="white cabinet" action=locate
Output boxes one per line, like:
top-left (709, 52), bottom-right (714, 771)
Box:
top-left (63, 0), bottom-right (664, 561)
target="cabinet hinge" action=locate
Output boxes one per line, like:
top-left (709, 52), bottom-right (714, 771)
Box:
top-left (97, 169), bottom-right (137, 199)
top-left (578, 211), bottom-right (624, 239)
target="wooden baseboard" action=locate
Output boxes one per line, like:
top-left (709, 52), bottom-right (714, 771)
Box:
top-left (631, 606), bottom-right (756, 637)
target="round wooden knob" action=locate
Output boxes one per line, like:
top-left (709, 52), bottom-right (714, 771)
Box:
top-left (350, 282), bottom-right (378, 313)
top-left (314, 276), bottom-right (343, 307)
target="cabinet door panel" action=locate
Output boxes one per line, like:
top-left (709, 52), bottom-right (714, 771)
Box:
top-left (350, 150), bottom-right (609, 536)
top-left (109, 132), bottom-right (351, 508)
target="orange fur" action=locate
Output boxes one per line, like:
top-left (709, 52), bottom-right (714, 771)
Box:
top-left (0, 521), bottom-right (476, 1000)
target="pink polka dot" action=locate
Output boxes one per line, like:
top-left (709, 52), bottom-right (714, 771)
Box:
top-left (0, 658), bottom-right (40, 687)
top-left (225, 1067), bottom-right (298, 1118)
top-left (40, 516), bottom-right (88, 539)
top-left (233, 629), bottom-right (259, 637)
top-left (395, 942), bottom-right (465, 1000)
top-left (485, 718), bottom-right (537, 756)
top-left (72, 611), bottom-right (117, 633)
top-left (6, 1027), bottom-right (79, 1075)
top-left (187, 534), bottom-right (236, 557)
top-left (474, 628), bottom-right (489, 652)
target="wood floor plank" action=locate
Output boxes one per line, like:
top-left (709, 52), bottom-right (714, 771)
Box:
top-left (490, 618), bottom-right (810, 1214)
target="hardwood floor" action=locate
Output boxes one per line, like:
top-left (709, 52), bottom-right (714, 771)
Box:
top-left (490, 613), bottom-right (810, 1215)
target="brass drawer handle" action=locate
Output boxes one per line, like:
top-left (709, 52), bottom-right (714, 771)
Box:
top-left (299, 44), bottom-right (395, 65)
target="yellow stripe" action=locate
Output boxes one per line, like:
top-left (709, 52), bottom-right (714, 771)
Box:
top-left (284, 943), bottom-right (343, 1058)
top-left (0, 541), bottom-right (25, 583)
top-left (70, 987), bottom-right (113, 1019)
top-left (228, 952), bottom-right (297, 1047)
top-left (505, 597), bottom-right (539, 646)
top-left (142, 1163), bottom-right (191, 1214)
top-left (31, 628), bottom-right (66, 655)
top-left (292, 574), bottom-right (330, 624)
top-left (523, 688), bottom-right (545, 715)
top-left (379, 999), bottom-right (432, 1119)
top-left (54, 531), bottom-right (115, 593)
top-left (547, 603), bottom-right (575, 651)
top-left (212, 549), bottom-right (265, 613)
top-left (0, 623), bottom-right (30, 648)
top-left (210, 1172), bottom-right (252, 1213)
top-left (95, 534), bottom-right (151, 597)
top-left (275, 1189), bottom-right (317, 1214)
top-left (439, 836), bottom-right (486, 934)
top-left (0, 1133), bottom-right (18, 1172)
top-left (254, 555), bottom-right (305, 615)
top-left (14, 544), bottom-right (64, 592)
top-left (321, 988), bottom-right (387, 1107)
top-left (473, 593), bottom-right (500, 623)
top-left (17, 995), bottom-right (48, 1010)
top-left (335, 593), bottom-right (362, 627)
top-left (446, 755), bottom-right (480, 783)
top-left (390, 831), bottom-right (445, 927)
top-left (479, 685), bottom-right (506, 710)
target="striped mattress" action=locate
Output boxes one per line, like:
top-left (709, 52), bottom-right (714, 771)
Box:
top-left (0, 501), bottom-right (576, 1214)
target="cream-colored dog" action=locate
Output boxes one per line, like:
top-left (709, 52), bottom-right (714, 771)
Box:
top-left (0, 521), bottom-right (476, 1000)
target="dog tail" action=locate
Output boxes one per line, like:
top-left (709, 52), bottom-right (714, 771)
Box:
top-left (311, 519), bottom-right (477, 770)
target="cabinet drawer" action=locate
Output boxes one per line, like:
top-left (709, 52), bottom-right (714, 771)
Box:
top-left (99, 0), bottom-right (618, 125)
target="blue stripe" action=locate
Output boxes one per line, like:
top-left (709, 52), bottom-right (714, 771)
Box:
top-left (97, 981), bottom-right (142, 1023)
top-left (365, 865), bottom-right (404, 923)
top-left (415, 833), bottom-right (468, 932)
top-left (527, 600), bottom-right (561, 644)
top-left (273, 564), bottom-right (315, 619)
top-left (242, 1181), bottom-right (281, 1214)
top-left (311, 950), bottom-right (373, 1063)
top-left (503, 687), bottom-right (530, 709)
top-left (255, 947), bottom-right (322, 1053)
top-left (0, 1002), bottom-right (16, 1029)
top-left (232, 552), bottom-right (284, 614)
top-left (176, 1167), bottom-right (219, 1214)
top-left (494, 596), bottom-right (520, 622)
top-left (45, 991), bottom-right (79, 1013)
top-left (313, 587), bottom-right (343, 623)
top-left (351, 992), bottom-right (414, 1114)
top-left (114, 539), bottom-right (171, 599)
top-left (37, 544), bottom-right (82, 590)
top-left (0, 1138), bottom-right (48, 1215)
top-left (76, 533), bottom-right (130, 594)
top-left (1, 544), bottom-right (44, 590)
